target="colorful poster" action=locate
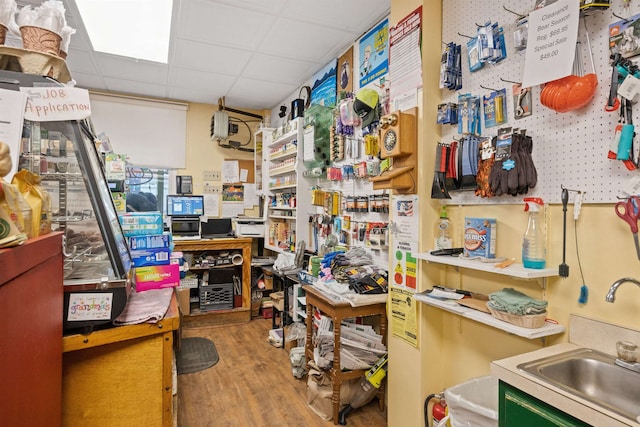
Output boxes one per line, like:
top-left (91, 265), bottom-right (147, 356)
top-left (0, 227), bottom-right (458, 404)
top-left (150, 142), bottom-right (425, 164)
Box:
top-left (390, 287), bottom-right (418, 347)
top-left (311, 60), bottom-right (337, 108)
top-left (222, 184), bottom-right (244, 202)
top-left (337, 47), bottom-right (354, 95)
top-left (391, 195), bottom-right (419, 290)
top-left (389, 6), bottom-right (422, 111)
top-left (358, 18), bottom-right (389, 88)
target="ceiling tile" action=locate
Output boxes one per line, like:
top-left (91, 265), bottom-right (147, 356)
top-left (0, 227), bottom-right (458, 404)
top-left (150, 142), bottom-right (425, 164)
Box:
top-left (227, 77), bottom-right (297, 110)
top-left (258, 17), bottom-right (353, 63)
top-left (93, 55), bottom-right (169, 84)
top-left (65, 49), bottom-right (97, 74)
top-left (168, 86), bottom-right (223, 105)
top-left (169, 67), bottom-right (236, 93)
top-left (72, 71), bottom-right (107, 91)
top-left (282, 0), bottom-right (389, 32)
top-left (178, 0), bottom-right (275, 50)
top-left (242, 53), bottom-right (319, 84)
top-left (103, 77), bottom-right (168, 100)
top-left (172, 39), bottom-right (252, 75)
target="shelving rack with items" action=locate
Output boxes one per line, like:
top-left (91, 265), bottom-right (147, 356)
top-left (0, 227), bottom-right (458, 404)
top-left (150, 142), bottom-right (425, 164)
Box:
top-left (259, 117), bottom-right (313, 254)
top-left (413, 253), bottom-right (563, 339)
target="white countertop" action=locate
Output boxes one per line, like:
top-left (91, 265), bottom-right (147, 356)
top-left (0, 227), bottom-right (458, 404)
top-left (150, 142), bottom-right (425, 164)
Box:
top-left (491, 343), bottom-right (640, 427)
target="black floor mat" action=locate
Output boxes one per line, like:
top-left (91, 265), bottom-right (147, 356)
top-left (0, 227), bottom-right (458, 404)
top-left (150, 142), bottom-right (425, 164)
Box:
top-left (177, 337), bottom-right (219, 375)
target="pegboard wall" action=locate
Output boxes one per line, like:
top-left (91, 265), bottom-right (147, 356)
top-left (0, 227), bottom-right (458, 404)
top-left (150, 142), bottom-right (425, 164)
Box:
top-left (441, 0), bottom-right (640, 204)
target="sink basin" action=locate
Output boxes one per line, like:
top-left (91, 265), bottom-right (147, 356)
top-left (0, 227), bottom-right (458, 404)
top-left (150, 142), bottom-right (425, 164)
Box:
top-left (518, 348), bottom-right (640, 423)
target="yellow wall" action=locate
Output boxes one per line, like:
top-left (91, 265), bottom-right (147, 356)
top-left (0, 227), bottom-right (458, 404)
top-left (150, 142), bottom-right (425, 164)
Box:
top-left (178, 103), bottom-right (264, 217)
top-left (388, 0), bottom-right (640, 426)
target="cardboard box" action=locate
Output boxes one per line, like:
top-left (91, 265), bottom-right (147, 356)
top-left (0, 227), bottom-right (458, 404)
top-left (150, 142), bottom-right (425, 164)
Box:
top-left (130, 247), bottom-right (171, 267)
top-left (128, 233), bottom-right (171, 250)
top-left (463, 217), bottom-right (497, 259)
top-left (134, 264), bottom-right (180, 291)
top-left (271, 291), bottom-right (285, 312)
top-left (175, 287), bottom-right (191, 315)
top-left (119, 212), bottom-right (163, 237)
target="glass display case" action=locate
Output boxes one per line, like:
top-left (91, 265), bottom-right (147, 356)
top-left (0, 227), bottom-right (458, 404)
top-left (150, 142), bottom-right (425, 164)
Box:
top-left (1, 70), bottom-right (132, 286)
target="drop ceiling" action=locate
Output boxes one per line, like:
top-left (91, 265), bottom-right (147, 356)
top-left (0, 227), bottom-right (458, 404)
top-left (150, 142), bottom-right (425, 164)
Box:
top-left (12, 0), bottom-right (390, 109)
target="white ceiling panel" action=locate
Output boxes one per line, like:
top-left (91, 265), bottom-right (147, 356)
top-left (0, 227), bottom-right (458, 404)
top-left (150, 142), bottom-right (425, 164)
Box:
top-left (103, 77), bottom-right (168, 99)
top-left (65, 49), bottom-right (98, 74)
top-left (258, 17), bottom-right (353, 63)
top-left (172, 39), bottom-right (252, 75)
top-left (45, 0), bottom-right (389, 107)
top-left (73, 71), bottom-right (107, 91)
top-left (178, 0), bottom-right (275, 50)
top-left (93, 56), bottom-right (169, 85)
top-left (227, 77), bottom-right (298, 110)
top-left (169, 67), bottom-right (236, 92)
top-left (283, 0), bottom-right (389, 32)
top-left (242, 53), bottom-right (319, 84)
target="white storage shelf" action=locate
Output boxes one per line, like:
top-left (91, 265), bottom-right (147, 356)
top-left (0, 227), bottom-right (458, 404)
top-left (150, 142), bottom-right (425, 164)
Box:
top-left (269, 148), bottom-right (297, 161)
top-left (269, 215), bottom-right (295, 220)
top-left (414, 294), bottom-right (565, 339)
top-left (269, 127), bottom-right (299, 148)
top-left (415, 252), bottom-right (558, 279)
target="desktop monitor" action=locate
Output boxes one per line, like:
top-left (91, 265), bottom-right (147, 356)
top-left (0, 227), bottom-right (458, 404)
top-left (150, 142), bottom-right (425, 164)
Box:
top-left (166, 195), bottom-right (204, 217)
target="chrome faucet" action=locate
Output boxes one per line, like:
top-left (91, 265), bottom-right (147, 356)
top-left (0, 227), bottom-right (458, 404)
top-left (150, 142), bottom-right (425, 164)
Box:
top-left (605, 277), bottom-right (640, 303)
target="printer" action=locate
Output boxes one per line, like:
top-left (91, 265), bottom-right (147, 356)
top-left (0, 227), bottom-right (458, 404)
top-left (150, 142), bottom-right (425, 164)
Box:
top-left (233, 216), bottom-right (265, 237)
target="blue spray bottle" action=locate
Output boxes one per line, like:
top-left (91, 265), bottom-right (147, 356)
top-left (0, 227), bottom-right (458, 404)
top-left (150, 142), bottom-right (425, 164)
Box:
top-left (522, 197), bottom-right (546, 269)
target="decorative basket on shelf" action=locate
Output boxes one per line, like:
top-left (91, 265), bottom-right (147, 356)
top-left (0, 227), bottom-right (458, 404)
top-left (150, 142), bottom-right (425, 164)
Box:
top-left (487, 306), bottom-right (546, 329)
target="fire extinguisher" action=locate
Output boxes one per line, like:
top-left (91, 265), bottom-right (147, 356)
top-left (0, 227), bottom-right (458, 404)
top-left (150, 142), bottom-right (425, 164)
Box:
top-left (424, 393), bottom-right (450, 427)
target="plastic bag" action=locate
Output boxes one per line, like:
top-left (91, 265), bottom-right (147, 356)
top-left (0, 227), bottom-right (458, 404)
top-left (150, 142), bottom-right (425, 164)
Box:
top-left (12, 169), bottom-right (51, 237)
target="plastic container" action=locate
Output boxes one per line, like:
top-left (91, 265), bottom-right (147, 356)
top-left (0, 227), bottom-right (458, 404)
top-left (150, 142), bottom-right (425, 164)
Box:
top-left (434, 205), bottom-right (452, 250)
top-left (522, 197), bottom-right (546, 269)
top-left (444, 375), bottom-right (498, 427)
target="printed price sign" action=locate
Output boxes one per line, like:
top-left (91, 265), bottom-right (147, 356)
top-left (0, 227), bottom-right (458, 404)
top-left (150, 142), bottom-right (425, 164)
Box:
top-left (521, 0), bottom-right (579, 88)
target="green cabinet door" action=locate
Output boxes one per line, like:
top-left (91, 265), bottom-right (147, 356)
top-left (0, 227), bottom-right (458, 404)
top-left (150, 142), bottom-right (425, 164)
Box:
top-left (499, 381), bottom-right (591, 427)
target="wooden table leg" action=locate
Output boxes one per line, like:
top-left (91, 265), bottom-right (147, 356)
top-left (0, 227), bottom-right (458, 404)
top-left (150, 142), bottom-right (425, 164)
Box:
top-left (332, 316), bottom-right (342, 425)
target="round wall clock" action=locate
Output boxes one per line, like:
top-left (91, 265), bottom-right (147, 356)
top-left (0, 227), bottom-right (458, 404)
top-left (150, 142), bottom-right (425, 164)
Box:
top-left (299, 86), bottom-right (311, 109)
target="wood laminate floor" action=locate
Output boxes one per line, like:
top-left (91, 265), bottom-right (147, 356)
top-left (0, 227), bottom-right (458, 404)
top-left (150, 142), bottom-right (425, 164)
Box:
top-left (177, 318), bottom-right (387, 427)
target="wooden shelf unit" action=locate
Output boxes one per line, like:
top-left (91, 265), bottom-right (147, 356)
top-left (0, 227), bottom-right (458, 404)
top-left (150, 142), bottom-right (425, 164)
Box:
top-left (174, 237), bottom-right (252, 326)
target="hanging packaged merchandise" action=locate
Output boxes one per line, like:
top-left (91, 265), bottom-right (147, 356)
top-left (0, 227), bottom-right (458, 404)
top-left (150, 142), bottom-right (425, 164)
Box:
top-left (436, 103), bottom-right (458, 125)
top-left (439, 42), bottom-right (462, 90)
top-left (513, 84), bottom-right (532, 119)
top-left (458, 94), bottom-right (481, 135)
top-left (488, 129), bottom-right (537, 197)
top-left (483, 89), bottom-right (508, 128)
top-left (489, 25), bottom-right (507, 64)
top-left (475, 137), bottom-right (496, 198)
top-left (445, 140), bottom-right (461, 191)
top-left (514, 16), bottom-right (528, 52)
top-left (467, 36), bottom-right (484, 72)
top-left (460, 135), bottom-right (480, 190)
top-left (431, 143), bottom-right (451, 199)
top-left (477, 22), bottom-right (494, 62)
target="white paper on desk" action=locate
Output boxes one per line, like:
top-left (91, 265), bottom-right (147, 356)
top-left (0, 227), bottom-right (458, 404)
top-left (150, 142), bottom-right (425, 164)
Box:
top-left (0, 88), bottom-right (27, 182)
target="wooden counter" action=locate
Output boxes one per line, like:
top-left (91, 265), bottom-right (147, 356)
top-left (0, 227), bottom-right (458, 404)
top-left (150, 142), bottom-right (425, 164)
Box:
top-left (62, 293), bottom-right (179, 427)
top-left (0, 233), bottom-right (63, 427)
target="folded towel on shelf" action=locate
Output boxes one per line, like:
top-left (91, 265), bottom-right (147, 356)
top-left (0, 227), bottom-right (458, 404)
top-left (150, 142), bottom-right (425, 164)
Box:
top-left (488, 287), bottom-right (547, 315)
top-left (113, 288), bottom-right (173, 326)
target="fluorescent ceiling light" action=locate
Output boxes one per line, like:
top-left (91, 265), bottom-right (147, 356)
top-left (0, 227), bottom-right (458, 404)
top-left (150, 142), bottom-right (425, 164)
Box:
top-left (75, 0), bottom-right (172, 63)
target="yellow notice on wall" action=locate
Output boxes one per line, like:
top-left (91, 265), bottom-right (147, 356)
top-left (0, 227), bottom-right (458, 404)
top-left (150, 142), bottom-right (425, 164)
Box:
top-left (390, 286), bottom-right (418, 348)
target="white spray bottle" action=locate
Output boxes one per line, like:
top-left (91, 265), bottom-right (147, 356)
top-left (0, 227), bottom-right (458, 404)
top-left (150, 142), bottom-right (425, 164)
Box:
top-left (522, 197), bottom-right (546, 269)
